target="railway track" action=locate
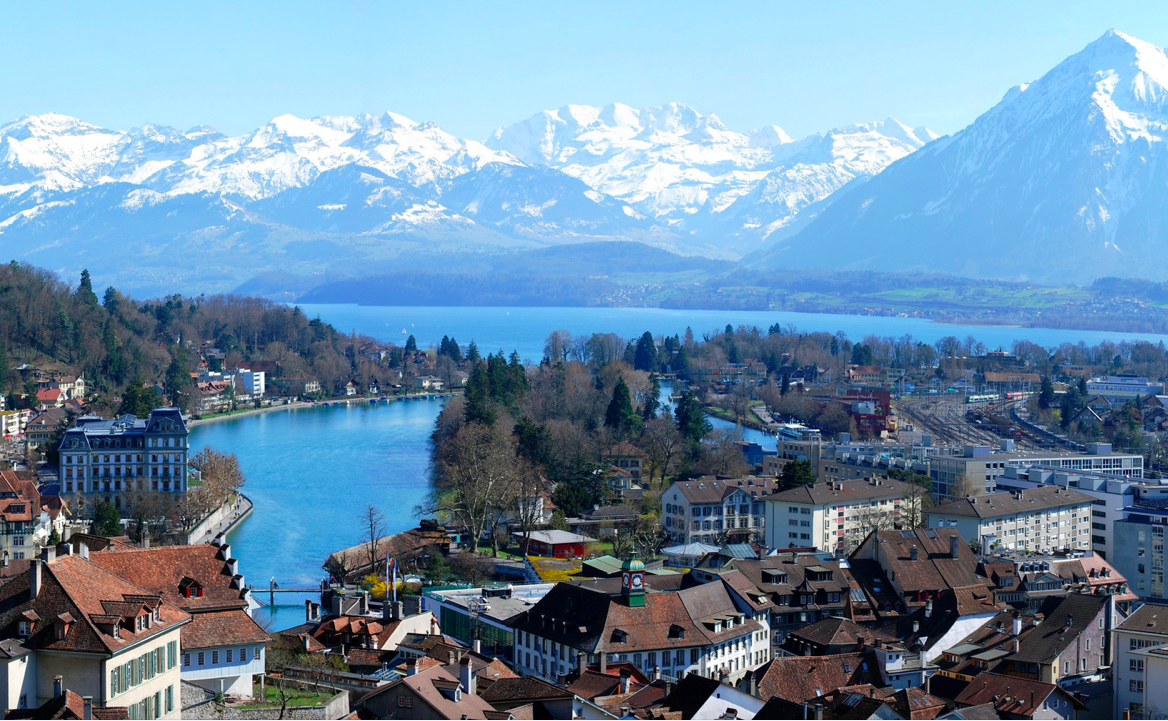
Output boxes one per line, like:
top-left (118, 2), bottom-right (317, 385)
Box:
top-left (897, 396), bottom-right (1046, 450)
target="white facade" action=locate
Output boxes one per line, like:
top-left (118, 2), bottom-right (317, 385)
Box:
top-left (513, 616), bottom-right (771, 685)
top-left (181, 643), bottom-right (265, 697)
top-left (928, 494), bottom-right (1092, 555)
top-left (0, 649), bottom-right (35, 711)
top-left (661, 480), bottom-right (770, 546)
top-left (763, 479), bottom-right (908, 555)
top-left (1141, 647), bottom-right (1168, 720)
top-left (1115, 627), bottom-right (1168, 718)
top-left (1087, 375), bottom-right (1163, 401)
top-left (234, 370), bottom-right (265, 397)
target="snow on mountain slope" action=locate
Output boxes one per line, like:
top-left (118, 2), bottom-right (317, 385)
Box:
top-left (755, 30), bottom-right (1168, 283)
top-left (487, 102), bottom-right (781, 219)
top-left (0, 113), bottom-right (126, 195)
top-left (487, 103), bottom-right (935, 252)
top-left (702, 118), bottom-right (937, 251)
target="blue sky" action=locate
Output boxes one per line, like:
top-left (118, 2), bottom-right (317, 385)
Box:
top-left (2, 2), bottom-right (1165, 140)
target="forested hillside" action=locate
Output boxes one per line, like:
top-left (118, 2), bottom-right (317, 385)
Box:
top-left (0, 261), bottom-right (364, 413)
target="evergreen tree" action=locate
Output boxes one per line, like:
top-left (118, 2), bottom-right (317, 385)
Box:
top-left (674, 391), bottom-right (711, 448)
top-left (463, 361), bottom-right (496, 425)
top-left (643, 375), bottom-right (661, 420)
top-left (724, 324), bottom-right (734, 336)
top-left (466, 340), bottom-right (481, 363)
top-left (102, 286), bottom-right (120, 314)
top-left (604, 378), bottom-right (641, 435)
top-left (830, 337), bottom-right (840, 356)
top-left (781, 374), bottom-right (790, 396)
top-left (779, 460), bottom-right (817, 491)
top-left (164, 352), bottom-right (192, 412)
top-left (1038, 375), bottom-right (1055, 409)
top-left (1078, 376), bottom-right (1088, 395)
top-left (76, 269), bottom-right (99, 306)
top-left (405, 334), bottom-right (418, 352)
top-left (448, 337), bottom-right (461, 362)
top-left (634, 332), bottom-right (657, 371)
top-left (0, 340), bottom-right (8, 392)
top-left (514, 418), bottom-right (553, 469)
top-left (768, 323), bottom-right (783, 336)
top-left (93, 501), bottom-right (123, 537)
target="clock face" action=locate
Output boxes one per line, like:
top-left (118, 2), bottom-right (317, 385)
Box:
top-left (622, 572), bottom-right (631, 588)
top-left (631, 573), bottom-right (644, 589)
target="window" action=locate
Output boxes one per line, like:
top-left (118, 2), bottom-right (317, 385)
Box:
top-left (1132, 658), bottom-right (1145, 672)
top-left (212, 650), bottom-right (219, 664)
top-left (1132, 680), bottom-right (1145, 692)
top-left (183, 653), bottom-right (191, 668)
top-left (197, 652), bottom-right (205, 666)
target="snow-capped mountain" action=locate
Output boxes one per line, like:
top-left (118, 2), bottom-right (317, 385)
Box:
top-left (0, 103), bottom-right (933, 294)
top-left (754, 30), bottom-right (1168, 283)
top-left (487, 102), bottom-right (935, 249)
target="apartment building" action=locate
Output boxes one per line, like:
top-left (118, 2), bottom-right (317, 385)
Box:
top-left (661, 476), bottom-right (775, 546)
top-left (993, 465), bottom-right (1166, 560)
top-left (1113, 604), bottom-right (1168, 719)
top-left (0, 549), bottom-right (186, 717)
top-left (1112, 489), bottom-right (1168, 601)
top-left (1085, 374), bottom-right (1163, 401)
top-left (763, 477), bottom-right (916, 555)
top-left (928, 443), bottom-right (1143, 502)
top-left (511, 561), bottom-right (773, 685)
top-left (928, 486), bottom-right (1093, 555)
top-left (57, 408), bottom-right (189, 505)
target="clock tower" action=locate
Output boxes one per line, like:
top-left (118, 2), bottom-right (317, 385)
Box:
top-left (620, 549), bottom-right (646, 607)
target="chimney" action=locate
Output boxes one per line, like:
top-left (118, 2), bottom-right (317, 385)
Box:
top-left (141, 526), bottom-right (150, 549)
top-left (2, 550), bottom-right (8, 568)
top-left (393, 601), bottom-right (404, 621)
top-left (82, 696), bottom-right (92, 721)
top-left (600, 650), bottom-right (607, 673)
top-left (577, 652), bottom-right (586, 673)
top-left (41, 546), bottom-right (55, 563)
top-left (910, 545), bottom-right (918, 561)
top-left (79, 544), bottom-right (89, 561)
top-left (749, 670), bottom-right (758, 698)
top-left (30, 561), bottom-right (41, 599)
top-left (1013, 612), bottom-right (1022, 636)
top-left (460, 655), bottom-right (476, 695)
top-left (53, 675), bottom-right (63, 699)
top-left (653, 665), bottom-right (662, 683)
top-left (925, 599), bottom-right (933, 618)
top-left (912, 621), bottom-right (920, 634)
top-left (473, 639), bottom-right (481, 655)
top-left (406, 658), bottom-right (418, 676)
top-left (447, 650), bottom-right (456, 666)
top-left (305, 599), bottom-right (313, 624)
top-left (814, 702), bottom-right (825, 721)
top-left (1014, 637), bottom-right (1020, 654)
top-left (620, 667), bottom-right (632, 694)
top-left (950, 534), bottom-right (960, 559)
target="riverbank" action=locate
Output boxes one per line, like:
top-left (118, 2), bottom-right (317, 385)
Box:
top-left (189, 393), bottom-right (458, 428)
top-left (189, 493), bottom-right (253, 544)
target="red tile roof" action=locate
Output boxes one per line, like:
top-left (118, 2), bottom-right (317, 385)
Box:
top-left (754, 651), bottom-right (881, 704)
top-left (87, 543), bottom-right (248, 612)
top-left (180, 609), bottom-right (271, 649)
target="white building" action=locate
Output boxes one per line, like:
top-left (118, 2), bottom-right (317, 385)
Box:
top-left (1113, 604), bottom-right (1168, 719)
top-left (1086, 375), bottom-right (1163, 402)
top-left (994, 465), bottom-right (1168, 560)
top-left (511, 562), bottom-right (773, 685)
top-left (57, 408), bottom-right (189, 506)
top-left (233, 369), bottom-right (265, 397)
top-left (928, 485), bottom-right (1094, 555)
top-left (763, 477), bottom-right (917, 555)
top-left (928, 443), bottom-right (1144, 502)
top-left (661, 476), bottom-right (776, 546)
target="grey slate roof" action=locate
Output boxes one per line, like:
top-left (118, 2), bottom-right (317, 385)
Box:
top-left (930, 486), bottom-right (1093, 519)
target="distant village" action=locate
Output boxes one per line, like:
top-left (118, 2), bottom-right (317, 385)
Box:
top-left (1, 329), bottom-right (1168, 718)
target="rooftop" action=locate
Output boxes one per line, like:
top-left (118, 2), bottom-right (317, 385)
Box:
top-left (930, 486), bottom-right (1094, 518)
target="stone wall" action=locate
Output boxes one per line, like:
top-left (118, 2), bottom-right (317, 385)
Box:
top-left (180, 682), bottom-right (350, 720)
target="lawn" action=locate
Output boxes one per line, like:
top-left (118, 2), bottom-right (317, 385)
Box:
top-left (238, 683), bottom-right (334, 709)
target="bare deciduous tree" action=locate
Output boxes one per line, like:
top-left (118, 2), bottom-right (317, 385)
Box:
top-left (362, 504), bottom-right (385, 575)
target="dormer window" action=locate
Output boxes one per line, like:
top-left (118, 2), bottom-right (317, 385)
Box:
top-left (17, 621), bottom-right (29, 637)
top-left (611, 629), bottom-right (628, 644)
top-left (179, 577), bottom-right (203, 598)
top-left (668, 624), bottom-right (685, 640)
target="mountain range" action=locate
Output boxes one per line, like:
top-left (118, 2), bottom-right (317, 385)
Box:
top-left (1, 29), bottom-right (1167, 296)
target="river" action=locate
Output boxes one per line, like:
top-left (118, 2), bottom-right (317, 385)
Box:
top-left (190, 399), bottom-right (445, 627)
top-left (297, 304), bottom-right (1168, 364)
top-left (193, 375), bottom-right (774, 628)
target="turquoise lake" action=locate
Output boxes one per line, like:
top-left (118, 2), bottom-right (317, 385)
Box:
top-left (298, 304), bottom-right (1168, 364)
top-left (199, 303), bottom-right (1160, 627)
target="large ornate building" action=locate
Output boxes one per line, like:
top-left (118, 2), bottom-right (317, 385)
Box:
top-left (57, 408), bottom-right (190, 506)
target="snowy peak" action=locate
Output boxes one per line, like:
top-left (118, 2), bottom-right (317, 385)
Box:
top-left (758, 29), bottom-right (1168, 284)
